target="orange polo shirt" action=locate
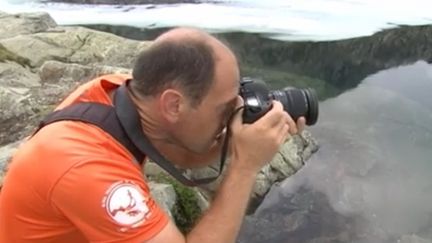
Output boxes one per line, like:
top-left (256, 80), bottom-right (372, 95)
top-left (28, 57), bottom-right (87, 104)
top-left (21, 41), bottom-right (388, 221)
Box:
top-left (0, 74), bottom-right (169, 242)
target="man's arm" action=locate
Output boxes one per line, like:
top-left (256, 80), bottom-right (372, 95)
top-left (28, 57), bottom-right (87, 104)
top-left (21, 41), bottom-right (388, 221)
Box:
top-left (146, 101), bottom-right (303, 243)
top-left (147, 163), bottom-right (257, 243)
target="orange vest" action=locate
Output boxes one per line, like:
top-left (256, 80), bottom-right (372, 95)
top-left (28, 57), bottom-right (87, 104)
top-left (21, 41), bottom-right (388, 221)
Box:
top-left (0, 74), bottom-right (168, 243)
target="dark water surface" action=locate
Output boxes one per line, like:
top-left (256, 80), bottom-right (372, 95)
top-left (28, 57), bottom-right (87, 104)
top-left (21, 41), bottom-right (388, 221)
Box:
top-left (239, 61), bottom-right (432, 243)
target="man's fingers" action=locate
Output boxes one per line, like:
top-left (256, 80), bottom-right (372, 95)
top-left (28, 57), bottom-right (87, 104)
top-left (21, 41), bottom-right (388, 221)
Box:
top-left (285, 113), bottom-right (297, 135)
top-left (277, 122), bottom-right (291, 143)
top-left (297, 116), bottom-right (306, 133)
top-left (255, 101), bottom-right (284, 128)
top-left (247, 101), bottom-right (306, 136)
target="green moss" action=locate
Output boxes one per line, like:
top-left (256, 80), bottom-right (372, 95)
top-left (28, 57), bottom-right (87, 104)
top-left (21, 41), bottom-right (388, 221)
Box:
top-left (153, 173), bottom-right (202, 233)
top-left (0, 43), bottom-right (31, 67)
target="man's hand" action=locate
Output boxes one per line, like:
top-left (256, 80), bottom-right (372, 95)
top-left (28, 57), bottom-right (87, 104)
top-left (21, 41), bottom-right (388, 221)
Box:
top-left (146, 100), bottom-right (308, 243)
top-left (229, 100), bottom-right (306, 174)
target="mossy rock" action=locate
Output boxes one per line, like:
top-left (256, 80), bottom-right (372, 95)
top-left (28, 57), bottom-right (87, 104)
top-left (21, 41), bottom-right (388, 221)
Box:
top-left (152, 173), bottom-right (202, 233)
top-left (0, 43), bottom-right (31, 67)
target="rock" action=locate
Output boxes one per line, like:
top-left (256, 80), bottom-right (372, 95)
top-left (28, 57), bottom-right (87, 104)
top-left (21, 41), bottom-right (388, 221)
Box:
top-left (0, 61), bottom-right (40, 88)
top-left (192, 187), bottom-right (210, 211)
top-left (0, 12), bottom-right (143, 146)
top-left (0, 12), bottom-right (57, 40)
top-left (0, 43), bottom-right (32, 68)
top-left (148, 182), bottom-right (177, 218)
top-left (0, 60), bottom-right (131, 146)
top-left (150, 173), bottom-right (207, 233)
top-left (39, 60), bottom-right (131, 85)
top-left (0, 26), bottom-right (151, 68)
top-left (0, 87), bottom-right (36, 145)
top-left (0, 44), bottom-right (40, 145)
top-left (0, 141), bottom-right (21, 187)
top-left (0, 12), bottom-right (151, 69)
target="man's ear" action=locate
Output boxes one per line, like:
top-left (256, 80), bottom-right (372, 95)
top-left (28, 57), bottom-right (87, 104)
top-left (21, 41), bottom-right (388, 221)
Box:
top-left (159, 89), bottom-right (186, 123)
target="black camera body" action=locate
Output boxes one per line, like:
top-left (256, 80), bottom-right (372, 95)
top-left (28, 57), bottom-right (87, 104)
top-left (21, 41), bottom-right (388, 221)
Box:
top-left (239, 78), bottom-right (319, 125)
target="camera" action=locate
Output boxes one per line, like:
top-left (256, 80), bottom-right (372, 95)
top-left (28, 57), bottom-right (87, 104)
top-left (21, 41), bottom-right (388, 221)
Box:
top-left (239, 77), bottom-right (319, 125)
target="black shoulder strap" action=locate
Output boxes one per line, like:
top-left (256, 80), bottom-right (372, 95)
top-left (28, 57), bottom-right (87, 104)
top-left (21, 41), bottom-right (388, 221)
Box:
top-left (113, 83), bottom-right (226, 186)
top-left (34, 102), bottom-right (145, 164)
top-left (35, 83), bottom-right (228, 187)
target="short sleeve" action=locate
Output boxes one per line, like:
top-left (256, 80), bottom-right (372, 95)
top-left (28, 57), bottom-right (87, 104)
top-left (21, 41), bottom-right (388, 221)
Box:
top-left (50, 159), bottom-right (169, 243)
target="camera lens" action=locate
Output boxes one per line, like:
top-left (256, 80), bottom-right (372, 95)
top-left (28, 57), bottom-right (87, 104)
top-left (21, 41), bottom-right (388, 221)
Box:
top-left (270, 87), bottom-right (319, 125)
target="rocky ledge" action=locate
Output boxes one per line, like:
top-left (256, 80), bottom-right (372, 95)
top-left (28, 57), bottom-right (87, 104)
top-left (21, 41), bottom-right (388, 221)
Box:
top-left (0, 11), bottom-right (318, 231)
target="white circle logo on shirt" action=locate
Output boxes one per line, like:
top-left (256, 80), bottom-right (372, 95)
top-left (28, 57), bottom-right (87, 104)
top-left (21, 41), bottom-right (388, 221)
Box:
top-left (104, 182), bottom-right (150, 227)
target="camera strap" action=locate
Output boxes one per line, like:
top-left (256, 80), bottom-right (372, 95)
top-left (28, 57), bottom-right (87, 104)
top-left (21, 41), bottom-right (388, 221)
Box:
top-left (114, 82), bottom-right (228, 186)
top-left (34, 82), bottom-right (230, 187)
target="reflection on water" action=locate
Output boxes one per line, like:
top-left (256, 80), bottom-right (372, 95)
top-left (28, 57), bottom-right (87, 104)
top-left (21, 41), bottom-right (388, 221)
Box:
top-left (239, 61), bottom-right (432, 243)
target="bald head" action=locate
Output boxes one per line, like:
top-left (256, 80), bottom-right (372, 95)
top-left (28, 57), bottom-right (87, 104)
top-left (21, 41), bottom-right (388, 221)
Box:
top-left (155, 27), bottom-right (213, 43)
top-left (130, 27), bottom-right (238, 106)
top-left (154, 27), bottom-right (236, 63)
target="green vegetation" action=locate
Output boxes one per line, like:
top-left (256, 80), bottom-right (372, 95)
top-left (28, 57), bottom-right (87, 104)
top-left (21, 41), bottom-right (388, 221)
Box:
top-left (153, 173), bottom-right (202, 233)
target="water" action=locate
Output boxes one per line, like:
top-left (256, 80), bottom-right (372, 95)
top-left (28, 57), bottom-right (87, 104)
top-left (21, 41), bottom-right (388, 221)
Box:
top-left (1, 0), bottom-right (432, 242)
top-left (244, 61), bottom-right (432, 242)
top-left (1, 0), bottom-right (432, 41)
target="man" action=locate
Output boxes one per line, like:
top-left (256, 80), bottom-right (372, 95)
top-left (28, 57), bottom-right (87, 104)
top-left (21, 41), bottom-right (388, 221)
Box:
top-left (0, 27), bottom-right (305, 242)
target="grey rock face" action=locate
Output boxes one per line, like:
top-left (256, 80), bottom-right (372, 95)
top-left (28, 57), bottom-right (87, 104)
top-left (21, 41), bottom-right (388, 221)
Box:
top-left (0, 11), bottom-right (147, 146)
top-left (148, 182), bottom-right (177, 218)
top-left (39, 60), bottom-right (131, 85)
top-left (0, 141), bottom-right (20, 186)
top-left (0, 26), bottom-right (150, 68)
top-left (0, 12), bottom-right (57, 40)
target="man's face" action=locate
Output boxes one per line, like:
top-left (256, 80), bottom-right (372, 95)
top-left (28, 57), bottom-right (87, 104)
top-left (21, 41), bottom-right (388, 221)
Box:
top-left (175, 48), bottom-right (240, 154)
